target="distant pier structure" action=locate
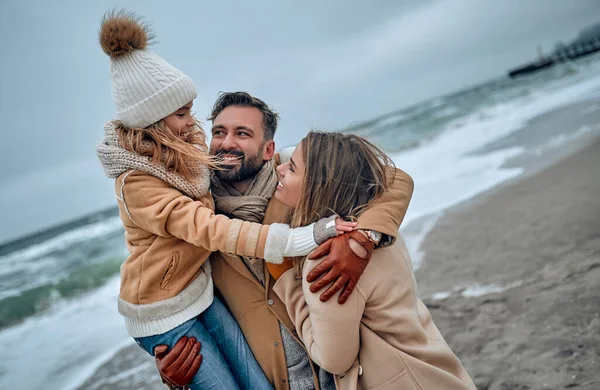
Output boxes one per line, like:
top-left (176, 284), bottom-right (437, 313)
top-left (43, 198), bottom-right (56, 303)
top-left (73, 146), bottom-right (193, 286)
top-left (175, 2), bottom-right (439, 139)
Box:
top-left (553, 36), bottom-right (600, 62)
top-left (508, 23), bottom-right (600, 78)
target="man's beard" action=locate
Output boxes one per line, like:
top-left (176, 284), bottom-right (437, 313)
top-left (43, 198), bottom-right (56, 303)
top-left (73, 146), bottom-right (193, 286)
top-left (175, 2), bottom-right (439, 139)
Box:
top-left (213, 148), bottom-right (264, 184)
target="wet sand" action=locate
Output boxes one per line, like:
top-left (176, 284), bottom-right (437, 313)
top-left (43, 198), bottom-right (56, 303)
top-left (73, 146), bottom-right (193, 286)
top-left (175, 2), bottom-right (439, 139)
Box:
top-left (417, 138), bottom-right (600, 390)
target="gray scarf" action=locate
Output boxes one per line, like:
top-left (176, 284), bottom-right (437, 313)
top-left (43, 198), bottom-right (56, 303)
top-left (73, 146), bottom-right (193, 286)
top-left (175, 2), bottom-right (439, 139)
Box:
top-left (211, 159), bottom-right (278, 284)
top-left (210, 159), bottom-right (278, 223)
top-left (96, 121), bottom-right (210, 199)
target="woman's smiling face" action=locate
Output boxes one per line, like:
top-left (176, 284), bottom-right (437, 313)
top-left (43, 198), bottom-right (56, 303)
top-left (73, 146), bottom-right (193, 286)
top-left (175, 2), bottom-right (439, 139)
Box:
top-left (275, 143), bottom-right (305, 208)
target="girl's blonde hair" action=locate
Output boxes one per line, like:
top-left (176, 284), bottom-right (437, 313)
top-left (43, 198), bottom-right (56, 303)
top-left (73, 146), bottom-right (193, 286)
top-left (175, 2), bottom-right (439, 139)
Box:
top-left (116, 116), bottom-right (219, 182)
top-left (291, 131), bottom-right (395, 276)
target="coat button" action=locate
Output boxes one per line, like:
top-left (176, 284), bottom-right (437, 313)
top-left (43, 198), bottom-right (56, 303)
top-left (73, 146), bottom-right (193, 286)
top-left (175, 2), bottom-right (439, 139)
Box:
top-left (282, 379), bottom-right (287, 383)
top-left (267, 299), bottom-right (274, 306)
top-left (358, 365), bottom-right (363, 376)
top-left (274, 342), bottom-right (279, 346)
top-left (292, 330), bottom-right (298, 336)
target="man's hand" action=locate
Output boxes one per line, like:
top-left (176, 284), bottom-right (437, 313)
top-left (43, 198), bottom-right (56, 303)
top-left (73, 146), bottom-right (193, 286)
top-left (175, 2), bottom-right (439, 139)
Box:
top-left (306, 230), bottom-right (373, 304)
top-left (155, 336), bottom-right (202, 388)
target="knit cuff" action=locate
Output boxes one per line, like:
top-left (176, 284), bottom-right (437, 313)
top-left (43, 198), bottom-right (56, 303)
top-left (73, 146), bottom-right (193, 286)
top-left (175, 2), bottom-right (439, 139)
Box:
top-left (283, 223), bottom-right (318, 257)
top-left (264, 222), bottom-right (326, 264)
top-left (313, 215), bottom-right (338, 245)
top-left (264, 223), bottom-right (291, 264)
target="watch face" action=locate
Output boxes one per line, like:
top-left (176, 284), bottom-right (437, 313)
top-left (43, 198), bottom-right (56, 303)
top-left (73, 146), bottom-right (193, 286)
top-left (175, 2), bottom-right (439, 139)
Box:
top-left (369, 230), bottom-right (382, 242)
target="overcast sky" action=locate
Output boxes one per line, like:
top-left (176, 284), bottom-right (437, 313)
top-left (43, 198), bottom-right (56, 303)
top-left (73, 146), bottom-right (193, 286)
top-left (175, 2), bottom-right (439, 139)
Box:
top-left (0, 0), bottom-right (598, 244)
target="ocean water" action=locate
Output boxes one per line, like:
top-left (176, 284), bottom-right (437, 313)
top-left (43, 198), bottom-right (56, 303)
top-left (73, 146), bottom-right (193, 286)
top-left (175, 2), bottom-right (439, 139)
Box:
top-left (2, 54), bottom-right (600, 389)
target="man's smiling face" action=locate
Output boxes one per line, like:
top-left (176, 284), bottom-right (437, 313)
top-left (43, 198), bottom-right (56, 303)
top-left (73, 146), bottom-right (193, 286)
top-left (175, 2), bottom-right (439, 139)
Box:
top-left (210, 105), bottom-right (274, 183)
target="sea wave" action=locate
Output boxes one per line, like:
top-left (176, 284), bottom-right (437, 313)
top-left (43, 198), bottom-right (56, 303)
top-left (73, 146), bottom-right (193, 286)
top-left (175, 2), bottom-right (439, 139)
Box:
top-left (0, 214), bottom-right (126, 306)
top-left (0, 257), bottom-right (123, 329)
top-left (0, 216), bottom-right (123, 270)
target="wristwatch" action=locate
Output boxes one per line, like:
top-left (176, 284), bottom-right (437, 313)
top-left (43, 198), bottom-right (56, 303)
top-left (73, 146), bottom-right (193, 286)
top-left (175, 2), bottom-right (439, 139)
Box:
top-left (364, 230), bottom-right (382, 245)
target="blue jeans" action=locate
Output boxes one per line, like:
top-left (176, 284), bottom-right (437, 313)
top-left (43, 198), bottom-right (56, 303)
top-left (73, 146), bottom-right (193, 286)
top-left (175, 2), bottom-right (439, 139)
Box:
top-left (135, 295), bottom-right (273, 390)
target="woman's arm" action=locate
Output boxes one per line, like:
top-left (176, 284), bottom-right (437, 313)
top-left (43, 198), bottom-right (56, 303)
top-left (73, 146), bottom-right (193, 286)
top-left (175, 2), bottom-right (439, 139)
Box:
top-left (273, 258), bottom-right (366, 375)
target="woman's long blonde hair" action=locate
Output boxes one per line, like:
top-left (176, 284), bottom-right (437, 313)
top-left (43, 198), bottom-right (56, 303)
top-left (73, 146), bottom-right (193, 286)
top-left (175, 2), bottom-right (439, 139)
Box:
top-left (115, 116), bottom-right (219, 182)
top-left (291, 131), bottom-right (396, 276)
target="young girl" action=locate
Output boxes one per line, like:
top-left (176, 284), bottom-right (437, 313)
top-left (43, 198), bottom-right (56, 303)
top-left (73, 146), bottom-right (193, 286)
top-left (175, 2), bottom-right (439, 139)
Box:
top-left (95, 12), bottom-right (351, 390)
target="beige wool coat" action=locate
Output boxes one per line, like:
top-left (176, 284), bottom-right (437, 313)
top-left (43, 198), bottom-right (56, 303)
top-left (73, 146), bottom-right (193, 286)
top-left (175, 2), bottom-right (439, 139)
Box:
top-left (273, 236), bottom-right (477, 390)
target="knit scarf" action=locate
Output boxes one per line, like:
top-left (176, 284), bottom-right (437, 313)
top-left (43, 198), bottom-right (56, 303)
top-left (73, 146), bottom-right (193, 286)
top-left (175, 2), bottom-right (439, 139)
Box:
top-left (211, 159), bottom-right (279, 284)
top-left (210, 159), bottom-right (278, 223)
top-left (96, 121), bottom-right (210, 199)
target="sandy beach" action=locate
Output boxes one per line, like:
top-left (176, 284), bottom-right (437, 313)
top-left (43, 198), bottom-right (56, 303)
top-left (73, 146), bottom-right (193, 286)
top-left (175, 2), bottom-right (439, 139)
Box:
top-left (417, 137), bottom-right (600, 390)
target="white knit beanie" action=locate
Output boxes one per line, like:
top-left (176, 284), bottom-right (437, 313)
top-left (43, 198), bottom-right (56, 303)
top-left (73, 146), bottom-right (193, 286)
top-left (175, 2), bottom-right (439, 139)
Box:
top-left (99, 11), bottom-right (197, 128)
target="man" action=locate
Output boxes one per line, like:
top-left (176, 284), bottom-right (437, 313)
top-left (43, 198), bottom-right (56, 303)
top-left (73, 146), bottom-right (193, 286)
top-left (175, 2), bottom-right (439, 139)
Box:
top-left (156, 92), bottom-right (414, 389)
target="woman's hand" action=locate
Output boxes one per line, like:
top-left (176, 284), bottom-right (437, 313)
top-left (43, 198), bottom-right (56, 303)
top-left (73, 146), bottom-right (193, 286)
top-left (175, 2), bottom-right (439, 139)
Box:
top-left (335, 217), bottom-right (357, 235)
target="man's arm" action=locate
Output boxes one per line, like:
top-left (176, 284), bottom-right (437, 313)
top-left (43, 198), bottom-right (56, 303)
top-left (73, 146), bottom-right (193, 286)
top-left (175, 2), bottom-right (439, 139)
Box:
top-left (154, 336), bottom-right (202, 389)
top-left (356, 167), bottom-right (414, 244)
top-left (305, 167), bottom-right (414, 303)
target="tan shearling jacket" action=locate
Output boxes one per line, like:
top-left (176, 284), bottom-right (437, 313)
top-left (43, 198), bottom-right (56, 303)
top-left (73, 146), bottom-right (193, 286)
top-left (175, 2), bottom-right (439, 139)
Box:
top-left (273, 236), bottom-right (477, 390)
top-left (116, 169), bottom-right (271, 337)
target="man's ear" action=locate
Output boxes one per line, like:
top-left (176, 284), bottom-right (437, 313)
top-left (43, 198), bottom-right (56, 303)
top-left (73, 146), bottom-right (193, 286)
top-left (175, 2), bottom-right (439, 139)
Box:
top-left (263, 139), bottom-right (275, 161)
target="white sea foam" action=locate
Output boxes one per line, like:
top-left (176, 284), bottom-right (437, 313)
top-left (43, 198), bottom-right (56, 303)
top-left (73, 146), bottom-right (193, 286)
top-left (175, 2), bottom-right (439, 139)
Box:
top-left (396, 66), bottom-right (600, 256)
top-left (431, 291), bottom-right (453, 301)
top-left (430, 281), bottom-right (523, 300)
top-left (400, 212), bottom-right (442, 270)
top-left (532, 123), bottom-right (600, 156)
top-left (0, 276), bottom-right (131, 390)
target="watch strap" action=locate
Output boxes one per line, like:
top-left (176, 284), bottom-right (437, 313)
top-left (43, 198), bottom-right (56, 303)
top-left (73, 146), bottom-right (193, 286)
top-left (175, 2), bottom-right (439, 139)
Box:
top-left (348, 230), bottom-right (376, 253)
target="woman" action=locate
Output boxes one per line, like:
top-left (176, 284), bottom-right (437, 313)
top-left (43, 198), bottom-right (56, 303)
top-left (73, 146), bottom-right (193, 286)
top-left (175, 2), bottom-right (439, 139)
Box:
top-left (272, 132), bottom-right (476, 390)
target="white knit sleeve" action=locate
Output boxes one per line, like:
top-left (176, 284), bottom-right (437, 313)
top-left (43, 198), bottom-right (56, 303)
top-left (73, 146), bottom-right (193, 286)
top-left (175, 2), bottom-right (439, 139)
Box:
top-left (263, 223), bottom-right (318, 264)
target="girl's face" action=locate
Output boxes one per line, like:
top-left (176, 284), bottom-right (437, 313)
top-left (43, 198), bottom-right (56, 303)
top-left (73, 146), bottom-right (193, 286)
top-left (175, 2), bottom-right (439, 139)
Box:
top-left (275, 143), bottom-right (305, 208)
top-left (164, 101), bottom-right (195, 138)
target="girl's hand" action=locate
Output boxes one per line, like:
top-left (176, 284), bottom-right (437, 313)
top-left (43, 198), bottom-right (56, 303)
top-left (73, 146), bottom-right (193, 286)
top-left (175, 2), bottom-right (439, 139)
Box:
top-left (335, 218), bottom-right (357, 235)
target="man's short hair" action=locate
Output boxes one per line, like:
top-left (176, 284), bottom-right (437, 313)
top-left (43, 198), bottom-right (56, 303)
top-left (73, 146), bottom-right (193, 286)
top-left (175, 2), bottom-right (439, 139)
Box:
top-left (208, 92), bottom-right (279, 141)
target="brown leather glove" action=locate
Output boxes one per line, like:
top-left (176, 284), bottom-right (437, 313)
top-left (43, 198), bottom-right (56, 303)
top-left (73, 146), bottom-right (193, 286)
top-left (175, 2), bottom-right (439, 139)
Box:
top-left (306, 230), bottom-right (374, 304)
top-left (155, 336), bottom-right (202, 389)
